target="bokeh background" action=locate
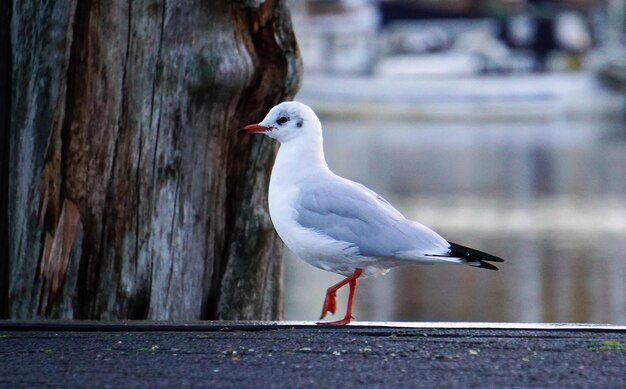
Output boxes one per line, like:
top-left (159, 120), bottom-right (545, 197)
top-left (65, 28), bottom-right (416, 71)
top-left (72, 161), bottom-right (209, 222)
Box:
top-left (282, 0), bottom-right (626, 323)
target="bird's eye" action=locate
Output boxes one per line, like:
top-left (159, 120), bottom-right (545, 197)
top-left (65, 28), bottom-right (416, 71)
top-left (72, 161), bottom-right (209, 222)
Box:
top-left (277, 116), bottom-right (288, 125)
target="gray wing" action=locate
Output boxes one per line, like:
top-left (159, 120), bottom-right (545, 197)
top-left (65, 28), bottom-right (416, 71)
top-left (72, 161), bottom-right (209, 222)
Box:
top-left (296, 178), bottom-right (448, 257)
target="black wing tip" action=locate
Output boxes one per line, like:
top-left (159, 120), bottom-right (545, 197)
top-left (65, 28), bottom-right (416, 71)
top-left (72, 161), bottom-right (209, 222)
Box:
top-left (476, 261), bottom-right (500, 271)
top-left (447, 241), bottom-right (504, 271)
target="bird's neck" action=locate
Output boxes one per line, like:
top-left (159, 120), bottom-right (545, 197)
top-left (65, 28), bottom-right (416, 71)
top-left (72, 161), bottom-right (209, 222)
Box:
top-left (272, 135), bottom-right (329, 185)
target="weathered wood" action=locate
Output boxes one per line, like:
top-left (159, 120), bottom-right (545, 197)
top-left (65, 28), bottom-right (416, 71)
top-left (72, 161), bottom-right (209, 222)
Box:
top-left (7, 1), bottom-right (301, 320)
top-left (0, 0), bottom-right (11, 319)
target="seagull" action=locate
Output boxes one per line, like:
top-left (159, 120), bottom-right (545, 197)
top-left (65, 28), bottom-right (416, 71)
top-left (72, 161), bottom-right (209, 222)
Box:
top-left (241, 101), bottom-right (503, 325)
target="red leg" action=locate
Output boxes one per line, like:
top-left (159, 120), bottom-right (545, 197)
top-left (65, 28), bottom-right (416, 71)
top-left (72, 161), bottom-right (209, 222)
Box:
top-left (317, 268), bottom-right (363, 325)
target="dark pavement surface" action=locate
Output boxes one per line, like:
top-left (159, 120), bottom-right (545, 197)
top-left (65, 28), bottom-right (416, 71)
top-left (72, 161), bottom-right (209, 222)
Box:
top-left (1, 321), bottom-right (625, 388)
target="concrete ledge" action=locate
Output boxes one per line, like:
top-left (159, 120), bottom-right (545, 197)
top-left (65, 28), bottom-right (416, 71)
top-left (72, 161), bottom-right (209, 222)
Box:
top-left (1, 320), bottom-right (625, 332)
top-left (1, 321), bottom-right (624, 387)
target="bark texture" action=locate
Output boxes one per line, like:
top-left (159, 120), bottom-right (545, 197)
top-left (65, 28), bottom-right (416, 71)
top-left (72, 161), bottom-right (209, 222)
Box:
top-left (7, 0), bottom-right (301, 320)
top-left (0, 0), bottom-right (11, 319)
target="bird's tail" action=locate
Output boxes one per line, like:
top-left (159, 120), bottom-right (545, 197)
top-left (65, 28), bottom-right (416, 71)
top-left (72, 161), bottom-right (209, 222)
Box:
top-left (429, 241), bottom-right (504, 271)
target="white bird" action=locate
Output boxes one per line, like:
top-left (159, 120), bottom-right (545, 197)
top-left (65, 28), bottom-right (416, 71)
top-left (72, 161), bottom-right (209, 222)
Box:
top-left (242, 101), bottom-right (503, 325)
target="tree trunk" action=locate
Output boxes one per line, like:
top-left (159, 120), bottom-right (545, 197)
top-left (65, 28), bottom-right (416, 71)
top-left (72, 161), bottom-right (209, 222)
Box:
top-left (6, 0), bottom-right (301, 320)
top-left (0, 0), bottom-right (11, 319)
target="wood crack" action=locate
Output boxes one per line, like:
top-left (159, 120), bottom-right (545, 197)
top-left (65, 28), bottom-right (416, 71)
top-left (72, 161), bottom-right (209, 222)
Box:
top-left (165, 171), bottom-right (181, 309)
top-left (150, 0), bottom-right (166, 207)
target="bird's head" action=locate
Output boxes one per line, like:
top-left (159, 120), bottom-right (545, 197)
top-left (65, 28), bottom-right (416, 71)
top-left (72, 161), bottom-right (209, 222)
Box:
top-left (240, 101), bottom-right (321, 144)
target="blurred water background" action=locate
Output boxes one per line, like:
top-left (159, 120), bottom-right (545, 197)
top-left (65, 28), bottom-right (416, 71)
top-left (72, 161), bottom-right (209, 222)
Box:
top-left (284, 0), bottom-right (626, 323)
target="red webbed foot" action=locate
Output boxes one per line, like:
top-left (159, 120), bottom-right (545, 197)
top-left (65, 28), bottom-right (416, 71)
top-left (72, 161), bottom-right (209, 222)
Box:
top-left (315, 268), bottom-right (363, 326)
top-left (319, 291), bottom-right (337, 320)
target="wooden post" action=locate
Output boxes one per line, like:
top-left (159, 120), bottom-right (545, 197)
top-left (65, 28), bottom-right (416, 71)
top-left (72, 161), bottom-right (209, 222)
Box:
top-left (0, 0), bottom-right (11, 319)
top-left (6, 0), bottom-right (301, 320)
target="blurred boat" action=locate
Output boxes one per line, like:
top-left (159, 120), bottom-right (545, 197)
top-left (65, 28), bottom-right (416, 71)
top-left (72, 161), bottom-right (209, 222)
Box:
top-left (296, 71), bottom-right (625, 121)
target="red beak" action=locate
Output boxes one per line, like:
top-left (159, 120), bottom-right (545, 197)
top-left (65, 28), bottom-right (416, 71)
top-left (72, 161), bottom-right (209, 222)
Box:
top-left (240, 123), bottom-right (270, 134)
